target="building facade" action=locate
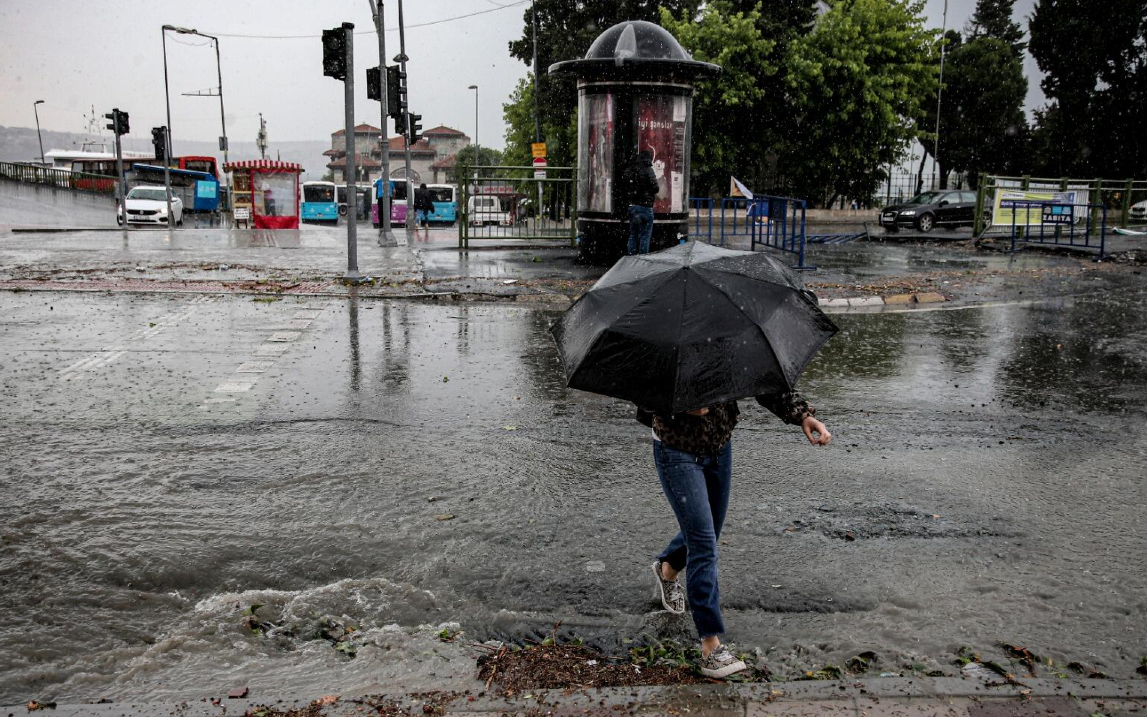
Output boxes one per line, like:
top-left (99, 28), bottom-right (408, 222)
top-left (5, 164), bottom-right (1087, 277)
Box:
top-left (326, 123), bottom-right (470, 185)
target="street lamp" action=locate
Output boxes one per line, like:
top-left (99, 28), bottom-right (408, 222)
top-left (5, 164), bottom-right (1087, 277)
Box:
top-left (161, 24), bottom-right (232, 227)
top-left (468, 85), bottom-right (478, 176)
top-left (33, 100), bottom-right (45, 164)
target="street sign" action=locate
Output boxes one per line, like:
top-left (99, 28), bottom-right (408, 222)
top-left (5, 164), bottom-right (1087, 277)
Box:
top-left (531, 142), bottom-right (547, 159)
top-left (533, 155), bottom-right (547, 179)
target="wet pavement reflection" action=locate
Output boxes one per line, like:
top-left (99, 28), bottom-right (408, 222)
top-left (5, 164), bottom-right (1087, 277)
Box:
top-left (1, 288), bottom-right (1145, 702)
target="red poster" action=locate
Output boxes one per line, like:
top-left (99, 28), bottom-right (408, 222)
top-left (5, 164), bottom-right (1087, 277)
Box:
top-left (636, 96), bottom-right (687, 213)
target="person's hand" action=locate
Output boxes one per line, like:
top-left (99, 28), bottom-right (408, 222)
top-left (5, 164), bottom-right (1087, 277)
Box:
top-left (686, 407), bottom-right (710, 416)
top-left (801, 416), bottom-right (832, 446)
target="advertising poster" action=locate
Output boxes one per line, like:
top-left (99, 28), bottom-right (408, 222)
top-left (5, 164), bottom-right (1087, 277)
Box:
top-left (992, 188), bottom-right (1089, 227)
top-left (581, 93), bottom-right (614, 214)
top-left (636, 95), bottom-right (687, 213)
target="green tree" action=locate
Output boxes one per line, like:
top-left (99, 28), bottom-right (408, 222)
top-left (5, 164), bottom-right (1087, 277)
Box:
top-left (1028, 0), bottom-right (1147, 177)
top-left (919, 34), bottom-right (1029, 188)
top-left (784, 0), bottom-right (937, 205)
top-left (501, 74), bottom-right (576, 171)
top-left (660, 1), bottom-right (778, 196)
top-left (965, 0), bottom-right (1026, 56)
top-left (453, 144), bottom-right (505, 180)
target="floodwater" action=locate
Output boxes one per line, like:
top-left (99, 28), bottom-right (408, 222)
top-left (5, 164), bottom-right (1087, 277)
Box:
top-left (1, 288), bottom-right (1145, 704)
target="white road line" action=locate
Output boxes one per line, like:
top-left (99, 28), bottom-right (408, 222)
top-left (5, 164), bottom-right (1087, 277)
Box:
top-left (236, 360), bottom-right (274, 373)
top-left (215, 380), bottom-right (257, 393)
top-left (255, 345), bottom-right (290, 356)
top-left (268, 331), bottom-right (301, 342)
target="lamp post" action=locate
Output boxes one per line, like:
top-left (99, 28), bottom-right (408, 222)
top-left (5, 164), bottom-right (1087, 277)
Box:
top-left (468, 85), bottom-right (478, 177)
top-left (162, 24), bottom-right (231, 226)
top-left (33, 100), bottom-right (45, 164)
top-left (932, 0), bottom-right (948, 190)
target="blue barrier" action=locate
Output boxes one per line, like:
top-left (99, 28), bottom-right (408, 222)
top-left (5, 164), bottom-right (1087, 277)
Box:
top-left (1007, 200), bottom-right (1107, 260)
top-left (689, 194), bottom-right (811, 268)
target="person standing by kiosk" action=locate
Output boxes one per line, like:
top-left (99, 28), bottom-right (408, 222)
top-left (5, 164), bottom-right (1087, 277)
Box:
top-left (624, 150), bottom-right (658, 255)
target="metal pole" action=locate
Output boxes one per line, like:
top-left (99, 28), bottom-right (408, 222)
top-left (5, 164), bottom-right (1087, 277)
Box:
top-left (532, 0), bottom-right (543, 222)
top-left (210, 35), bottom-right (229, 172)
top-left (343, 22), bottom-right (360, 280)
top-left (161, 26), bottom-right (174, 228)
top-left (368, 0), bottom-right (396, 246)
top-left (33, 101), bottom-right (45, 163)
top-left (113, 110), bottom-right (126, 226)
top-left (398, 0), bottom-right (412, 230)
top-left (932, 0), bottom-right (948, 190)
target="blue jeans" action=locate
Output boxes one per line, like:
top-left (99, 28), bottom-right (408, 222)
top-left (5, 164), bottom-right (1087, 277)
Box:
top-left (627, 204), bottom-right (654, 255)
top-left (654, 438), bottom-right (733, 638)
top-left (415, 209), bottom-right (428, 226)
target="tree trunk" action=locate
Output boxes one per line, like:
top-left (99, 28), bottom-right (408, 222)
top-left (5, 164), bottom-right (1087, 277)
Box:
top-left (915, 151), bottom-right (928, 194)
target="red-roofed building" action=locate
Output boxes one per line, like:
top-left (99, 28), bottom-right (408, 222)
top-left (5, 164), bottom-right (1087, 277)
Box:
top-left (326, 123), bottom-right (470, 184)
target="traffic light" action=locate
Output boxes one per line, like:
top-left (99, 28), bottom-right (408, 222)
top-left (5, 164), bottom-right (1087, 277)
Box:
top-left (408, 113), bottom-right (422, 144)
top-left (386, 65), bottom-right (402, 118)
top-left (366, 66), bottom-right (381, 101)
top-left (104, 109), bottom-right (129, 135)
top-left (322, 27), bottom-right (347, 80)
top-left (393, 113), bottom-right (406, 137)
top-left (151, 126), bottom-right (168, 163)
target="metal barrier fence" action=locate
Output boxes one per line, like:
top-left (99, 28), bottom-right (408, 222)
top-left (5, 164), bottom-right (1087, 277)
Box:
top-left (0, 161), bottom-right (117, 194)
top-left (458, 166), bottom-right (577, 248)
top-left (1007, 200), bottom-right (1107, 259)
top-left (689, 195), bottom-right (810, 268)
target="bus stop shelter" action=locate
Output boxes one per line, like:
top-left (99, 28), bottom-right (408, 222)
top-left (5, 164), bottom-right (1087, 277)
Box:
top-left (223, 160), bottom-right (302, 229)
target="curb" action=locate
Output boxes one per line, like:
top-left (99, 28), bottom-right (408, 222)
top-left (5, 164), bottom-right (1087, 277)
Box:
top-left (819, 292), bottom-right (947, 310)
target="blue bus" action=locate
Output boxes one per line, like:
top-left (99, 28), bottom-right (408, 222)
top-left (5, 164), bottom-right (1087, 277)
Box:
top-left (301, 181), bottom-right (338, 223)
top-left (425, 184), bottom-right (458, 224)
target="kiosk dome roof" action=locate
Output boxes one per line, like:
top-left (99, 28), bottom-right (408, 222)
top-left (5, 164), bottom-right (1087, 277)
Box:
top-left (549, 20), bottom-right (720, 81)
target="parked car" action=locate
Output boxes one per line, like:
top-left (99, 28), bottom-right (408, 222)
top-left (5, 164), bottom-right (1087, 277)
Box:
top-left (879, 190), bottom-right (977, 232)
top-left (1130, 199), bottom-right (1147, 220)
top-left (467, 194), bottom-right (512, 226)
top-left (118, 185), bottom-right (183, 227)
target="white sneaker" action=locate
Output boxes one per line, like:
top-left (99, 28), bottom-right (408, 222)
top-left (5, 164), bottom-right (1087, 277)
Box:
top-left (652, 561), bottom-right (685, 614)
top-left (699, 644), bottom-right (747, 679)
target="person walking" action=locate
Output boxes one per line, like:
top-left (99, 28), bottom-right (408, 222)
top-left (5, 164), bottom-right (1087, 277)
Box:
top-left (413, 183), bottom-right (435, 240)
top-left (638, 393), bottom-right (832, 678)
top-left (625, 150), bottom-right (658, 255)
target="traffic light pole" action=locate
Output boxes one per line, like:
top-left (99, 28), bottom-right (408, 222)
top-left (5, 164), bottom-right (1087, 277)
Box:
top-left (342, 22), bottom-right (360, 280)
top-left (113, 111), bottom-right (126, 227)
top-left (367, 0), bottom-right (396, 247)
top-left (398, 0), bottom-right (413, 230)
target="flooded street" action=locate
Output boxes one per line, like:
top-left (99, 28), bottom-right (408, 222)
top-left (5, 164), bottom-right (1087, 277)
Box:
top-left (2, 289), bottom-right (1146, 703)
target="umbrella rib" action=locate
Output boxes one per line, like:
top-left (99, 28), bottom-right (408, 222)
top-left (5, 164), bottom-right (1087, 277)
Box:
top-left (671, 270), bottom-right (688, 413)
top-left (693, 271), bottom-right (795, 393)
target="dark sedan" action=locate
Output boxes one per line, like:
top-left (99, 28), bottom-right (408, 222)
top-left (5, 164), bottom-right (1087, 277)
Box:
top-left (879, 190), bottom-right (977, 232)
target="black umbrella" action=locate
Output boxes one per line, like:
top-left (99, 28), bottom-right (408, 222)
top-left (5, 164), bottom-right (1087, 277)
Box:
top-left (551, 241), bottom-right (838, 415)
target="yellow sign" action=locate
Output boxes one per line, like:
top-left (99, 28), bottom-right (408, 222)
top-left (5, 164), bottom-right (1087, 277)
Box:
top-left (531, 142), bottom-right (547, 159)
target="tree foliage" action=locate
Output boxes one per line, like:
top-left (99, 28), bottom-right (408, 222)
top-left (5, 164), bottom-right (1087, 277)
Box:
top-left (965, 0), bottom-right (1026, 56)
top-left (1028, 0), bottom-right (1147, 177)
top-left (783, 0), bottom-right (937, 204)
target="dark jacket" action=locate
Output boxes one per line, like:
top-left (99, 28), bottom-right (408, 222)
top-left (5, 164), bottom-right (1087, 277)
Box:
top-left (413, 187), bottom-right (434, 212)
top-left (626, 154), bottom-right (659, 208)
top-left (635, 392), bottom-right (814, 455)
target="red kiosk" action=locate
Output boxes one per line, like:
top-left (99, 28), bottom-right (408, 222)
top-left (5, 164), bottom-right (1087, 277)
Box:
top-left (224, 160), bottom-right (302, 229)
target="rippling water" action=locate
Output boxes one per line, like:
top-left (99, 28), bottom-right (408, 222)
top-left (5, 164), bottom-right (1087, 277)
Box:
top-left (2, 292), bottom-right (1146, 703)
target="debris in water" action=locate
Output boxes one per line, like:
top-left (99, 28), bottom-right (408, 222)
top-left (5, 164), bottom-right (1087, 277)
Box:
top-left (435, 514), bottom-right (456, 521)
top-left (228, 686), bottom-right (249, 699)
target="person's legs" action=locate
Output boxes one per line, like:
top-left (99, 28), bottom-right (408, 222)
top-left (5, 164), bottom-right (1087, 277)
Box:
top-left (637, 205), bottom-right (654, 254)
top-left (627, 205), bottom-right (640, 256)
top-left (652, 440), bottom-right (724, 640)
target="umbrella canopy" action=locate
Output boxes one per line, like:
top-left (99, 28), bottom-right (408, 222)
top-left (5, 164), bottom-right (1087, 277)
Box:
top-left (551, 241), bottom-right (838, 415)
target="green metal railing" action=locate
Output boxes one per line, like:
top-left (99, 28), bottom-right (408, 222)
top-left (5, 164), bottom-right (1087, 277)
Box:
top-left (976, 174), bottom-right (1147, 235)
top-left (458, 165), bottom-right (577, 248)
top-left (0, 161), bottom-right (118, 194)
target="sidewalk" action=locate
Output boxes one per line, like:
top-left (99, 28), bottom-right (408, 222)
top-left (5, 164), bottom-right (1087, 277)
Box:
top-left (0, 224), bottom-right (1143, 311)
top-left (19, 676), bottom-right (1147, 716)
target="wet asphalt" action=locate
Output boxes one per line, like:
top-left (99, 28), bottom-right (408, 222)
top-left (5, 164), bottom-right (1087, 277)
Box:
top-left (2, 282), bottom-right (1146, 704)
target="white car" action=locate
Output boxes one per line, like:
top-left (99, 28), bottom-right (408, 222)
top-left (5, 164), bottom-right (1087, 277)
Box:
top-left (1131, 199), bottom-right (1147, 220)
top-left (118, 186), bottom-right (183, 227)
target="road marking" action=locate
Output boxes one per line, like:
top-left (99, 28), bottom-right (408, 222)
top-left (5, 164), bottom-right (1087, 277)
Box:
top-left (236, 360), bottom-right (274, 373)
top-left (216, 380), bottom-right (257, 393)
top-left (58, 297), bottom-right (216, 380)
top-left (202, 300), bottom-right (333, 407)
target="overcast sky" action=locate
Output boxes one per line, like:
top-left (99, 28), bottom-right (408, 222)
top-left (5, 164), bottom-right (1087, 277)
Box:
top-left (1, 0), bottom-right (1042, 155)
